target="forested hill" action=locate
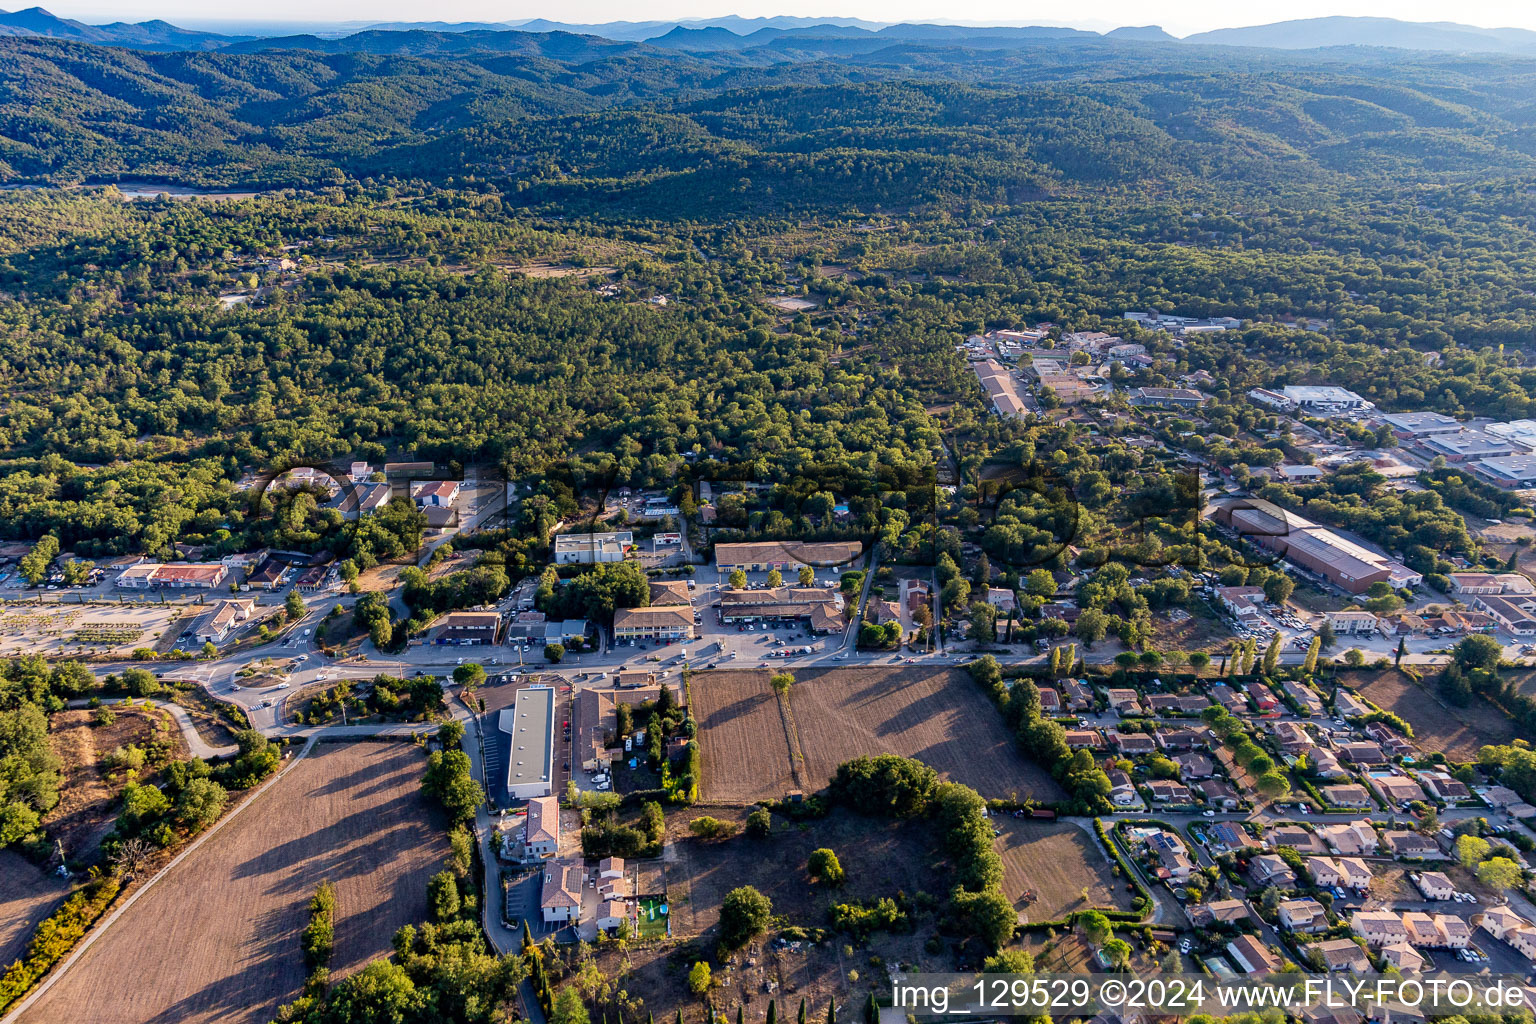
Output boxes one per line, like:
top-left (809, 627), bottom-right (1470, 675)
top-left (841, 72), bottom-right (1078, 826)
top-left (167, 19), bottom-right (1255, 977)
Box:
top-left (2, 33), bottom-right (1536, 210)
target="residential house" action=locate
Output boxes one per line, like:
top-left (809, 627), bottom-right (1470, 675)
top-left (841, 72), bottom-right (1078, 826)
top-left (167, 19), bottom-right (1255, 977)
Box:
top-left (596, 899), bottom-right (629, 934)
top-left (1383, 831), bottom-right (1442, 859)
top-left (1199, 779), bottom-right (1241, 810)
top-left (598, 857), bottom-right (625, 880)
top-left (1279, 898), bottom-right (1329, 933)
top-left (1322, 785), bottom-right (1373, 809)
top-left (1111, 731), bottom-right (1157, 755)
top-left (1246, 683), bottom-right (1279, 712)
top-left (1310, 748), bottom-right (1348, 779)
top-left (1480, 907), bottom-right (1536, 959)
top-left (1318, 938), bottom-right (1371, 973)
top-left (1273, 720), bottom-right (1312, 754)
top-left (1064, 730), bottom-right (1104, 750)
top-left (1373, 776), bottom-right (1426, 808)
top-left (1107, 770), bottom-right (1139, 807)
top-left (433, 611), bottom-right (500, 646)
top-left (1061, 678), bottom-right (1094, 710)
top-left (1414, 872), bottom-right (1455, 901)
top-left (1282, 680), bottom-right (1325, 716)
top-left (1037, 687), bottom-right (1062, 713)
top-left (1336, 858), bottom-right (1373, 890)
top-left (1433, 914), bottom-right (1471, 949)
top-left (1192, 899), bottom-right (1250, 927)
top-left (1249, 854), bottom-right (1297, 888)
top-left (1148, 831), bottom-right (1195, 881)
top-left (1350, 910), bottom-right (1409, 947)
top-left (1208, 685), bottom-right (1246, 713)
top-left (1269, 825), bottom-right (1327, 854)
top-left (1482, 785), bottom-right (1522, 809)
top-left (1418, 774), bottom-right (1472, 802)
top-left (1333, 690), bottom-right (1371, 718)
top-left (1175, 753), bottom-right (1214, 778)
top-left (1147, 780), bottom-right (1193, 804)
top-left (1208, 821), bottom-right (1258, 851)
top-left (986, 587), bottom-right (1017, 613)
top-left (1402, 912), bottom-right (1443, 947)
top-left (1157, 728), bottom-right (1211, 752)
top-left (1337, 742), bottom-right (1386, 765)
top-left (1319, 821), bottom-right (1378, 856)
top-left (1364, 723), bottom-right (1415, 758)
top-left (1227, 935), bottom-right (1281, 974)
top-left (1307, 858), bottom-right (1349, 888)
top-left (540, 863), bottom-right (584, 924)
top-left (523, 796), bottom-right (560, 859)
top-left (1380, 942), bottom-right (1426, 973)
top-left (1106, 689), bottom-right (1144, 714)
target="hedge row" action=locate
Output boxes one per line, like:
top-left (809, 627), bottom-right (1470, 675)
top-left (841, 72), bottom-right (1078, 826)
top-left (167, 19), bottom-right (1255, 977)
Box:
top-left (0, 875), bottom-right (121, 1013)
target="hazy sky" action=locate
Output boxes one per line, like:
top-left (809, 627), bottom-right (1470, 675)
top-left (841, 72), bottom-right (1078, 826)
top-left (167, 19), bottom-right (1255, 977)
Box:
top-left (44, 0), bottom-right (1536, 36)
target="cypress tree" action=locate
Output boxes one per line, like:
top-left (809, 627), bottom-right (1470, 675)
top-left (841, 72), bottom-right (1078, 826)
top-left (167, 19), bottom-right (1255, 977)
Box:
top-left (865, 993), bottom-right (877, 1024)
top-left (798, 999), bottom-right (807, 1024)
top-left (767, 1000), bottom-right (778, 1024)
top-left (827, 1000), bottom-right (836, 1024)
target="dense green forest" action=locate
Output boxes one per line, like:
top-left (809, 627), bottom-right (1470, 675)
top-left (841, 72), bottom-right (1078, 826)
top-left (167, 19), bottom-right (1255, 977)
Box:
top-left (0, 34), bottom-right (1531, 564)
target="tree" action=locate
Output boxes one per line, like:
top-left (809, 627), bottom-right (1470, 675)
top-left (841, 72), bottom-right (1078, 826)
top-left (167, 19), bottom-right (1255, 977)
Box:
top-left (428, 870), bottom-right (461, 920)
top-left (746, 807), bottom-right (772, 838)
top-left (1263, 575), bottom-right (1295, 605)
top-left (453, 663), bottom-right (486, 689)
top-left (767, 569), bottom-right (783, 588)
top-left (1454, 634), bottom-right (1503, 673)
top-left (799, 566), bottom-right (815, 587)
top-left (1395, 636), bottom-right (1407, 668)
top-left (1256, 771), bottom-right (1291, 799)
top-left (1024, 569), bottom-right (1056, 598)
top-left (175, 777), bottom-right (227, 831)
top-left (1318, 622), bottom-right (1337, 651)
top-left (1078, 910), bottom-right (1112, 946)
top-left (981, 949), bottom-right (1035, 973)
top-left (729, 570), bottom-right (747, 589)
top-left (553, 987), bottom-right (592, 1024)
top-left (1455, 834), bottom-right (1491, 868)
top-left (1303, 636), bottom-right (1321, 675)
top-left (1476, 856), bottom-right (1523, 891)
top-left (1343, 648), bottom-right (1365, 667)
top-left (688, 961), bottom-right (712, 996)
top-left (1189, 651), bottom-right (1211, 673)
top-left (18, 534), bottom-right (59, 585)
top-left (770, 672), bottom-right (795, 696)
top-left (808, 848), bottom-right (845, 885)
top-left (201, 640), bottom-right (218, 659)
top-left (286, 588), bottom-right (306, 622)
top-left (1262, 635), bottom-right (1280, 676)
top-left (545, 643), bottom-right (566, 663)
top-left (1103, 937), bottom-right (1132, 970)
top-left (719, 885), bottom-right (772, 947)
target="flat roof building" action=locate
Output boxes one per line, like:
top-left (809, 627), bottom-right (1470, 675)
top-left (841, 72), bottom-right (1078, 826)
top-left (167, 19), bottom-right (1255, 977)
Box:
top-left (1130, 387), bottom-right (1207, 409)
top-left (500, 687), bottom-right (555, 802)
top-left (1471, 455), bottom-right (1536, 490)
top-left (1282, 385), bottom-right (1371, 413)
top-left (1418, 430), bottom-right (1520, 462)
top-left (554, 531), bottom-right (633, 564)
top-left (1380, 411), bottom-right (1462, 437)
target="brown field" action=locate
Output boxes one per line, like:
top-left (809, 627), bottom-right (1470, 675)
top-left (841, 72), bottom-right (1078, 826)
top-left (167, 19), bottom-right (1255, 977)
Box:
top-left (995, 818), bottom-right (1132, 923)
top-left (692, 667), bottom-right (1065, 804)
top-left (20, 742), bottom-right (448, 1024)
top-left (1341, 668), bottom-right (1515, 759)
top-left (46, 705), bottom-right (189, 864)
top-left (593, 807), bottom-right (949, 1022)
top-left (0, 851), bottom-right (71, 969)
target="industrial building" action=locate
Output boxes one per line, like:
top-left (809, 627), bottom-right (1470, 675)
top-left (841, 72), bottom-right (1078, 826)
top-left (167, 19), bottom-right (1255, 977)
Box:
top-left (1211, 498), bottom-right (1421, 593)
top-left (1471, 455), bottom-right (1536, 490)
top-left (499, 687), bottom-right (555, 801)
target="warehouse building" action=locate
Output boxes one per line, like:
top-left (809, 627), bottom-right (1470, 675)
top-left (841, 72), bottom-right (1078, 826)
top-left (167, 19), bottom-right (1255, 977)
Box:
top-left (1212, 498), bottom-right (1420, 593)
top-left (499, 687), bottom-right (555, 802)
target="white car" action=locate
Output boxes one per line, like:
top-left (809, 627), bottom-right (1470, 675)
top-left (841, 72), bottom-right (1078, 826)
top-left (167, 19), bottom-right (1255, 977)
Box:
top-left (277, 682), bottom-right (290, 689)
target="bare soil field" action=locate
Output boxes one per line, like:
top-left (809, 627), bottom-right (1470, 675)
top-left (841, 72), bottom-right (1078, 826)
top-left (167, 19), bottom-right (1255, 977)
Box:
top-left (20, 742), bottom-right (448, 1024)
top-left (994, 818), bottom-right (1131, 923)
top-left (0, 851), bottom-right (71, 970)
top-left (592, 807), bottom-right (949, 1023)
top-left (1340, 669), bottom-right (1515, 759)
top-left (692, 667), bottom-right (1066, 804)
top-left (46, 705), bottom-right (189, 864)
